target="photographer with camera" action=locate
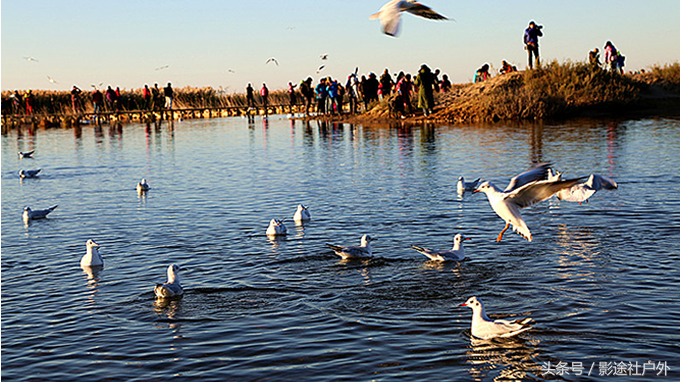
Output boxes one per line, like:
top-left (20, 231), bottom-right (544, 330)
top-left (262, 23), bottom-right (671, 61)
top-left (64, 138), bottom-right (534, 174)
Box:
top-left (523, 21), bottom-right (543, 69)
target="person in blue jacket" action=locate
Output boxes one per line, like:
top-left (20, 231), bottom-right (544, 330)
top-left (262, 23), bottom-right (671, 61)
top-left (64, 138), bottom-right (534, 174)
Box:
top-left (523, 21), bottom-right (543, 69)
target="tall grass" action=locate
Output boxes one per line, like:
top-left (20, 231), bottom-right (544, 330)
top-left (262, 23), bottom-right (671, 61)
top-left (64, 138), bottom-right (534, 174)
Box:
top-left (1, 87), bottom-right (291, 116)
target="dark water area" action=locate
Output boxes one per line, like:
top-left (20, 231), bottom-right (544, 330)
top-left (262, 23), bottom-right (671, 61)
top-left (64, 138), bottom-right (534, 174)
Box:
top-left (2, 116), bottom-right (679, 381)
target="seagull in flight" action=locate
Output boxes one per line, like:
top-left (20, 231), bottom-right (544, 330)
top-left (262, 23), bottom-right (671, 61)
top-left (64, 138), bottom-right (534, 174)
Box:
top-left (227, 69), bottom-right (235, 73)
top-left (24, 56), bottom-right (39, 62)
top-left (369, 0), bottom-right (448, 37)
top-left (474, 164), bottom-right (584, 242)
top-left (461, 296), bottom-right (533, 339)
top-left (319, 54), bottom-right (329, 60)
top-left (557, 173), bottom-right (618, 204)
top-left (47, 75), bottom-right (58, 84)
top-left (316, 65), bottom-right (325, 74)
top-left (266, 57), bottom-right (279, 66)
top-left (155, 65), bottom-right (169, 71)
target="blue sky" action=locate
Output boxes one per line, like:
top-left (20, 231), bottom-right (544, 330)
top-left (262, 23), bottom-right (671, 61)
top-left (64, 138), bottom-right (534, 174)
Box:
top-left (2, 0), bottom-right (679, 92)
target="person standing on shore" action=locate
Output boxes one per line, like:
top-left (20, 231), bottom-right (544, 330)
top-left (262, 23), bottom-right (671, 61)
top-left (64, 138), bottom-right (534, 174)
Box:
top-left (152, 83), bottom-right (161, 110)
top-left (315, 78), bottom-right (327, 114)
top-left (24, 90), bottom-right (34, 115)
top-left (260, 83), bottom-right (269, 115)
top-left (379, 69), bottom-right (394, 99)
top-left (523, 21), bottom-right (543, 69)
top-left (589, 48), bottom-right (601, 69)
top-left (71, 85), bottom-right (82, 113)
top-left (300, 77), bottom-right (314, 115)
top-left (92, 88), bottom-right (103, 114)
top-left (396, 73), bottom-right (413, 115)
top-left (246, 83), bottom-right (255, 108)
top-left (143, 84), bottom-right (152, 110)
top-left (414, 64), bottom-right (436, 116)
top-left (164, 82), bottom-right (174, 110)
top-left (345, 73), bottom-right (360, 114)
top-left (288, 82), bottom-right (297, 109)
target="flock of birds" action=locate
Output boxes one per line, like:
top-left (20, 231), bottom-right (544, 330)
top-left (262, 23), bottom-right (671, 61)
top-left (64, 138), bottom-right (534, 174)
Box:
top-left (17, 145), bottom-right (617, 338)
top-left (263, 163), bottom-right (616, 339)
top-left (17, 149), bottom-right (181, 298)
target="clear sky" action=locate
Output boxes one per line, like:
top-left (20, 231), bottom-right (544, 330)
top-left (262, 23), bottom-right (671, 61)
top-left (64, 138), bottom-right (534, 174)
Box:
top-left (2, 0), bottom-right (679, 93)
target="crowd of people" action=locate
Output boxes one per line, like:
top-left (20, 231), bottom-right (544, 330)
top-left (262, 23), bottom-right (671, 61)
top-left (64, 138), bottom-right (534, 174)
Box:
top-left (4, 21), bottom-right (635, 120)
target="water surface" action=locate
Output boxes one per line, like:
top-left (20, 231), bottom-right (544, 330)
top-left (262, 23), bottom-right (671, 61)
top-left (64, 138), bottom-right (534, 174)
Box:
top-left (2, 116), bottom-right (679, 381)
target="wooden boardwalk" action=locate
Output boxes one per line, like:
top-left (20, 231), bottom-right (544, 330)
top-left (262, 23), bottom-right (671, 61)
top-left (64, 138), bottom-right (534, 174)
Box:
top-left (2, 103), bottom-right (309, 128)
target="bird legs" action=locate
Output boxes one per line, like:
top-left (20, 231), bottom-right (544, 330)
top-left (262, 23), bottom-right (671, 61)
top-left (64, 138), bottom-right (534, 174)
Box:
top-left (497, 223), bottom-right (510, 242)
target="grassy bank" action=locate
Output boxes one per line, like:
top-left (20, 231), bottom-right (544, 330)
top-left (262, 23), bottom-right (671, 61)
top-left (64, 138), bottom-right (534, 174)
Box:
top-left (361, 61), bottom-right (680, 123)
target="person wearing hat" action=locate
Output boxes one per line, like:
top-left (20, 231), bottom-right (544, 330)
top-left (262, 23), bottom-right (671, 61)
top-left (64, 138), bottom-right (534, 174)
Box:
top-left (523, 21), bottom-right (543, 69)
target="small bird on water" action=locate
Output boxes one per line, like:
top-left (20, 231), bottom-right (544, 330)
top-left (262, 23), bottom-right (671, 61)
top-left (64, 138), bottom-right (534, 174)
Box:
top-left (154, 264), bottom-right (184, 298)
top-left (80, 239), bottom-right (104, 268)
top-left (460, 296), bottom-right (533, 339)
top-left (327, 234), bottom-right (375, 260)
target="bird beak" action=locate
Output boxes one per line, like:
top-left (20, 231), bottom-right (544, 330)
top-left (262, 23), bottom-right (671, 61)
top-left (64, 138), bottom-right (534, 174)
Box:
top-left (472, 189), bottom-right (480, 193)
top-left (460, 303), bottom-right (468, 306)
top-left (463, 237), bottom-right (471, 241)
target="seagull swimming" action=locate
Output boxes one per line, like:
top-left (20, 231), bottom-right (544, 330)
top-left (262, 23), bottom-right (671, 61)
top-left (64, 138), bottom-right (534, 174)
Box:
top-left (154, 264), bottom-right (183, 298)
top-left (19, 168), bottom-right (41, 178)
top-left (474, 168), bottom-right (584, 241)
top-left (266, 57), bottom-right (279, 66)
top-left (18, 150), bottom-right (35, 158)
top-left (411, 233), bottom-right (470, 262)
top-left (327, 234), bottom-right (375, 259)
top-left (266, 218), bottom-right (288, 236)
top-left (80, 239), bottom-right (103, 268)
top-left (23, 205), bottom-right (58, 220)
top-left (136, 178), bottom-right (150, 193)
top-left (369, 0), bottom-right (448, 37)
top-left (461, 296), bottom-right (533, 339)
top-left (293, 204), bottom-right (311, 223)
top-left (457, 176), bottom-right (481, 195)
top-left (557, 174), bottom-right (618, 204)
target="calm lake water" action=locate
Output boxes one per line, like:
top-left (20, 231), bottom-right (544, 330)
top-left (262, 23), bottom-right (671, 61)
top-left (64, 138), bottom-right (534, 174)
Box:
top-left (2, 116), bottom-right (679, 381)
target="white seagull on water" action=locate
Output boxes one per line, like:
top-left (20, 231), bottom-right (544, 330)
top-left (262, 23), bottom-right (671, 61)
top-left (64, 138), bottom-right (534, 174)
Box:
top-left (266, 218), bottom-right (288, 236)
top-left (327, 234), bottom-right (375, 259)
top-left (369, 0), bottom-right (448, 37)
top-left (137, 178), bottom-right (150, 193)
top-left (18, 150), bottom-right (35, 158)
top-left (457, 176), bottom-right (481, 195)
top-left (474, 164), bottom-right (584, 241)
top-left (293, 204), bottom-right (311, 223)
top-left (23, 205), bottom-right (58, 220)
top-left (80, 239), bottom-right (103, 268)
top-left (461, 296), bottom-right (533, 339)
top-left (411, 233), bottom-right (470, 262)
top-left (19, 168), bottom-right (41, 178)
top-left (154, 264), bottom-right (183, 298)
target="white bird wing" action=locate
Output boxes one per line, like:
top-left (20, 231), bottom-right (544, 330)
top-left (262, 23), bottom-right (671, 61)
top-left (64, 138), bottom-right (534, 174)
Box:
top-left (558, 184), bottom-right (597, 202)
top-left (506, 178), bottom-right (585, 208)
top-left (492, 317), bottom-right (532, 337)
top-left (504, 163), bottom-right (550, 192)
top-left (403, 2), bottom-right (448, 20)
top-left (155, 283), bottom-right (183, 298)
top-left (370, 0), bottom-right (402, 36)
